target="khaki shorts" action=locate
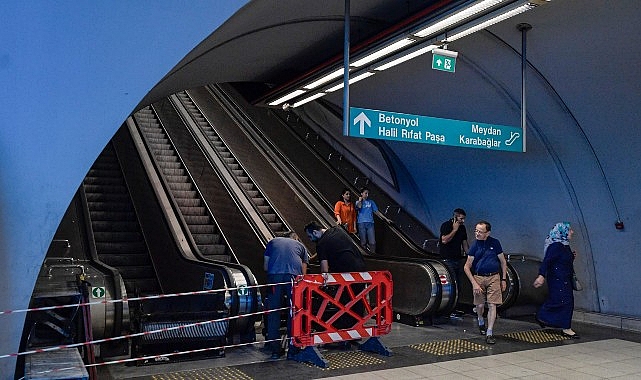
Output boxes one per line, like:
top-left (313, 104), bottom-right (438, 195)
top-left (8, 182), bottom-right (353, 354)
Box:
top-left (473, 274), bottom-right (503, 305)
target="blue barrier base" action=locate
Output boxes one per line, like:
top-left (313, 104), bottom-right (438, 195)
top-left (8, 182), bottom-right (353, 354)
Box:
top-left (287, 346), bottom-right (329, 368)
top-left (358, 337), bottom-right (393, 356)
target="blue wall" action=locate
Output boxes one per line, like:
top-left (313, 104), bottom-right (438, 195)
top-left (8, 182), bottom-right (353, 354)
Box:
top-left (0, 2), bottom-right (246, 376)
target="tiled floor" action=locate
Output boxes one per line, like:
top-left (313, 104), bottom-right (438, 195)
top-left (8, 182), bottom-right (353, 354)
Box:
top-left (320, 339), bottom-right (641, 379)
top-left (101, 313), bottom-right (641, 379)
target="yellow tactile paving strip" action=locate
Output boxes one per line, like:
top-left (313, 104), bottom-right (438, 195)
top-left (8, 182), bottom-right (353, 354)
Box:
top-left (503, 329), bottom-right (572, 344)
top-left (307, 351), bottom-right (386, 370)
top-left (410, 339), bottom-right (487, 356)
top-left (150, 367), bottom-right (252, 380)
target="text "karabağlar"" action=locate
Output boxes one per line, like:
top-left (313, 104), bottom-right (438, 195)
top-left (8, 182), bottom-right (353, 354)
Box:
top-left (379, 113), bottom-right (419, 128)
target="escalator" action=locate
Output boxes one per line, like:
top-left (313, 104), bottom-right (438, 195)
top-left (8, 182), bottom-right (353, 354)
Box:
top-left (133, 107), bottom-right (232, 262)
top-left (83, 144), bottom-right (161, 295)
top-left (173, 91), bottom-right (288, 236)
top-left (181, 85), bottom-right (456, 322)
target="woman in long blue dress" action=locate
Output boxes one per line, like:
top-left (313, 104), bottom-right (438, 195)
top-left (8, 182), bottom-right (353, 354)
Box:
top-left (533, 222), bottom-right (579, 338)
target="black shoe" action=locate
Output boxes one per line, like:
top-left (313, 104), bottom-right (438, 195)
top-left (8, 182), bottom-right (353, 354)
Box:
top-left (561, 331), bottom-right (580, 339)
top-left (535, 317), bottom-right (547, 328)
top-left (485, 335), bottom-right (496, 344)
top-left (479, 324), bottom-right (487, 335)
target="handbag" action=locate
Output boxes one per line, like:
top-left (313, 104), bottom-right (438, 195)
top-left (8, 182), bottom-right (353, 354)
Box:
top-left (572, 271), bottom-right (583, 291)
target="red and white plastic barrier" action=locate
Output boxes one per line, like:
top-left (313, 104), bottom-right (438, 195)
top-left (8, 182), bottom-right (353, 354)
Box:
top-left (290, 271), bottom-right (393, 348)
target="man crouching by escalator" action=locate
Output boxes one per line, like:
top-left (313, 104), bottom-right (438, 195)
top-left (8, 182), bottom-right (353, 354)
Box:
top-left (264, 231), bottom-right (310, 359)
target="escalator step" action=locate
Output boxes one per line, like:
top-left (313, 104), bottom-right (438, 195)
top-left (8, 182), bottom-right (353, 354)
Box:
top-left (198, 244), bottom-right (228, 256)
top-left (168, 182), bottom-right (193, 191)
top-left (87, 201), bottom-right (133, 212)
top-left (173, 190), bottom-right (198, 199)
top-left (117, 266), bottom-right (157, 278)
top-left (95, 241), bottom-right (148, 253)
top-left (90, 211), bottom-right (136, 221)
top-left (124, 278), bottom-right (160, 294)
top-left (165, 175), bottom-right (189, 183)
top-left (84, 184), bottom-right (128, 194)
top-left (93, 231), bottom-right (143, 242)
top-left (183, 215), bottom-right (210, 225)
top-left (91, 220), bottom-right (140, 231)
top-left (85, 192), bottom-right (130, 202)
top-left (257, 206), bottom-right (271, 214)
top-left (84, 175), bottom-right (124, 186)
top-left (252, 197), bottom-right (266, 206)
top-left (264, 213), bottom-right (276, 222)
top-left (100, 253), bottom-right (152, 267)
top-left (201, 255), bottom-right (231, 263)
top-left (188, 225), bottom-right (216, 234)
top-left (269, 223), bottom-right (284, 231)
top-left (192, 234), bottom-right (219, 245)
top-left (180, 206), bottom-right (207, 216)
top-left (175, 198), bottom-right (201, 207)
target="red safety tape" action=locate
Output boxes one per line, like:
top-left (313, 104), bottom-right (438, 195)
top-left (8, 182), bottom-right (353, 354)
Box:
top-left (0, 282), bottom-right (288, 316)
top-left (0, 281), bottom-right (292, 360)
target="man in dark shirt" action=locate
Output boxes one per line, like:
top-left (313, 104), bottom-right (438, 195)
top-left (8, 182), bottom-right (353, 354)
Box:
top-left (439, 208), bottom-right (469, 290)
top-left (304, 221), bottom-right (366, 273)
top-left (304, 221), bottom-right (366, 331)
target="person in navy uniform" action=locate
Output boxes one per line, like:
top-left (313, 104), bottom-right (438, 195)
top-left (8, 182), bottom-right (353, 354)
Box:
top-left (463, 220), bottom-right (507, 345)
top-left (263, 231), bottom-right (310, 359)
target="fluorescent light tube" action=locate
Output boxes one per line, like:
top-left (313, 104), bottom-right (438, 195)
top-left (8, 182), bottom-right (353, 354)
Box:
top-left (268, 89), bottom-right (307, 106)
top-left (303, 68), bottom-right (345, 90)
top-left (373, 44), bottom-right (438, 71)
top-left (351, 38), bottom-right (415, 67)
top-left (447, 2), bottom-right (535, 42)
top-left (292, 92), bottom-right (326, 108)
top-left (413, 0), bottom-right (505, 38)
top-left (326, 71), bottom-right (376, 92)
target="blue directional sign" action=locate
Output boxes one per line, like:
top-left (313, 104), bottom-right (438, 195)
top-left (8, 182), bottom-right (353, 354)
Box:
top-left (349, 107), bottom-right (524, 152)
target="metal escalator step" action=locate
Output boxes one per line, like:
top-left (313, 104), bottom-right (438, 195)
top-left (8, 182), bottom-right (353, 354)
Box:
top-left (257, 206), bottom-right (271, 214)
top-left (85, 192), bottom-right (130, 202)
top-left (247, 190), bottom-right (259, 197)
top-left (161, 168), bottom-right (185, 176)
top-left (93, 231), bottom-right (143, 242)
top-left (251, 197), bottom-right (266, 206)
top-left (241, 183), bottom-right (254, 190)
top-left (117, 266), bottom-right (157, 279)
top-left (91, 220), bottom-right (140, 231)
top-left (183, 215), bottom-right (210, 224)
top-left (89, 210), bottom-right (136, 221)
top-left (140, 320), bottom-right (228, 342)
top-left (87, 201), bottom-right (133, 212)
top-left (168, 182), bottom-right (193, 191)
top-left (188, 225), bottom-right (216, 234)
top-left (124, 278), bottom-right (160, 294)
top-left (84, 175), bottom-right (124, 186)
top-left (264, 214), bottom-right (276, 222)
top-left (157, 161), bottom-right (181, 169)
top-left (237, 176), bottom-right (249, 184)
top-left (173, 190), bottom-right (198, 198)
top-left (231, 169), bottom-right (244, 176)
top-left (269, 223), bottom-right (284, 231)
top-left (165, 175), bottom-right (189, 183)
top-left (180, 206), bottom-right (207, 216)
top-left (95, 241), bottom-right (147, 253)
top-left (198, 244), bottom-right (227, 256)
top-left (192, 233), bottom-right (220, 245)
top-left (100, 253), bottom-right (152, 266)
top-left (202, 254), bottom-right (231, 262)
top-left (153, 153), bottom-right (179, 162)
top-left (84, 184), bottom-right (128, 194)
top-left (175, 198), bottom-right (201, 207)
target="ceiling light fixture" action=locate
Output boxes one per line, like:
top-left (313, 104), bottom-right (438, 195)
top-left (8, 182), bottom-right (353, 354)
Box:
top-left (413, 0), bottom-right (505, 38)
top-left (267, 0), bottom-right (548, 108)
top-left (326, 71), bottom-right (375, 92)
top-left (351, 38), bottom-right (415, 67)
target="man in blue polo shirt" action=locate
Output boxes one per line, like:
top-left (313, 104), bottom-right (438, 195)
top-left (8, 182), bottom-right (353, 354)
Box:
top-left (463, 220), bottom-right (507, 345)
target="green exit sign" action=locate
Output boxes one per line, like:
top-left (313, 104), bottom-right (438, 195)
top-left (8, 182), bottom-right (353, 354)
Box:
top-left (431, 48), bottom-right (458, 73)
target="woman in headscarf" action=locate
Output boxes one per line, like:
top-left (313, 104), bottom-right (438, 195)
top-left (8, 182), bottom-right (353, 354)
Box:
top-left (533, 222), bottom-right (579, 338)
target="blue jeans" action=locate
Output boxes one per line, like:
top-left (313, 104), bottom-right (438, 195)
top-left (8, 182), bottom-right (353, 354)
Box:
top-left (266, 274), bottom-right (294, 353)
top-left (357, 222), bottom-right (376, 251)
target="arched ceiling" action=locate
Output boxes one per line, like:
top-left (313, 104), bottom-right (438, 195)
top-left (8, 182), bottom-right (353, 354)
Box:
top-left (139, 0), bottom-right (460, 108)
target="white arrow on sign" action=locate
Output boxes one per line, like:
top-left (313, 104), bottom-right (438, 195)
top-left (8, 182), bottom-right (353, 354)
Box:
top-left (353, 112), bottom-right (371, 135)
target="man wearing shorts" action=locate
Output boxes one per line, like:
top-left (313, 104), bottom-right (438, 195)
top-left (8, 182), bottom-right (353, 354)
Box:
top-left (463, 220), bottom-right (507, 345)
